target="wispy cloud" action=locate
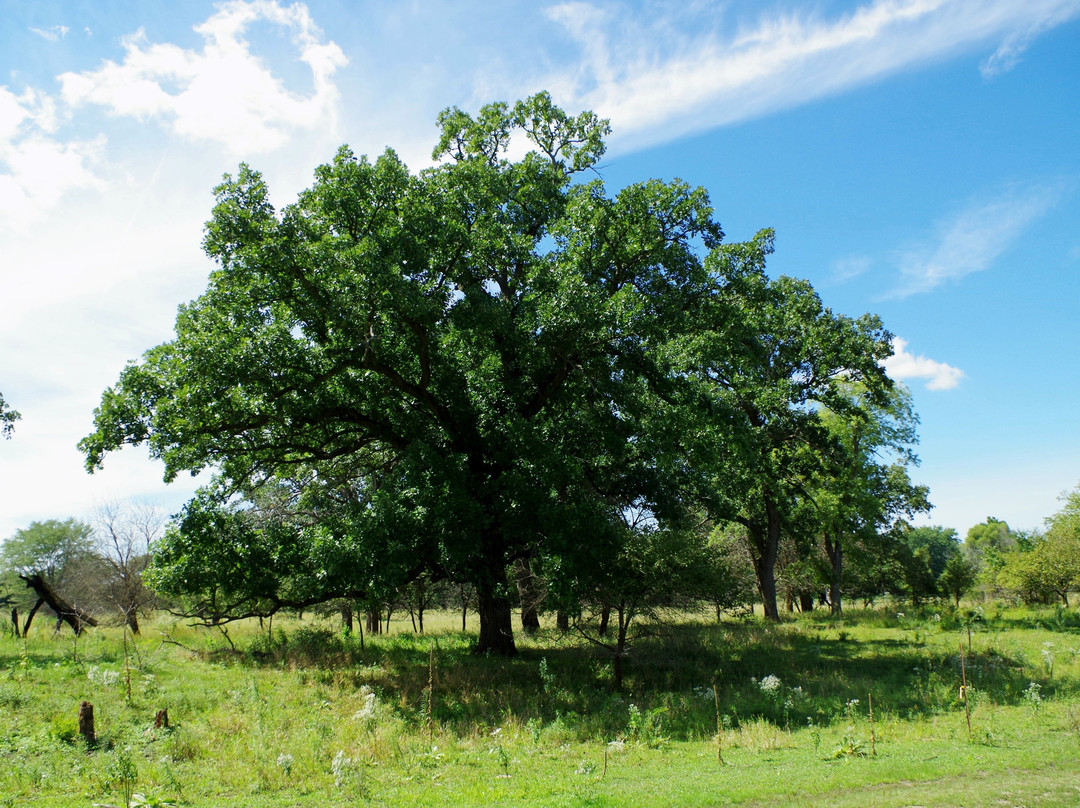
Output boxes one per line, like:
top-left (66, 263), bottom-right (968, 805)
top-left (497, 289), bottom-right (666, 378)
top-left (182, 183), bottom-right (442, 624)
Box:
top-left (980, 3), bottom-right (1080, 77)
top-left (537, 0), bottom-right (1080, 150)
top-left (58, 0), bottom-right (347, 154)
top-left (885, 338), bottom-right (965, 390)
top-left (29, 25), bottom-right (70, 43)
top-left (828, 256), bottom-right (873, 285)
top-left (889, 183), bottom-right (1064, 297)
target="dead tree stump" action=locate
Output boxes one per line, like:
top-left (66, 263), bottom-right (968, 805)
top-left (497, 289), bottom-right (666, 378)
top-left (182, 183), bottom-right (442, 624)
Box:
top-left (78, 701), bottom-right (95, 744)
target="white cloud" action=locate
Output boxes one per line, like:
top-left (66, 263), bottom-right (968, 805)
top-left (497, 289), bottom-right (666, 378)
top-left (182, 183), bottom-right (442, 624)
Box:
top-left (885, 337), bottom-right (965, 390)
top-left (0, 86), bottom-right (106, 228)
top-left (537, 0), bottom-right (1080, 150)
top-left (890, 183), bottom-right (1063, 297)
top-left (59, 0), bottom-right (347, 154)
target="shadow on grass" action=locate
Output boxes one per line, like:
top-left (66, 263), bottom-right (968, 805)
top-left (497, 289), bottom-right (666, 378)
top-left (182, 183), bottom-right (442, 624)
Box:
top-left (188, 613), bottom-right (1067, 741)
top-left (3, 607), bottom-right (1071, 743)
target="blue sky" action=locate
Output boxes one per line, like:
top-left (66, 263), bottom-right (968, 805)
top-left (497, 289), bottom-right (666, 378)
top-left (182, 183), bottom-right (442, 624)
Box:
top-left (2, 0), bottom-right (1078, 541)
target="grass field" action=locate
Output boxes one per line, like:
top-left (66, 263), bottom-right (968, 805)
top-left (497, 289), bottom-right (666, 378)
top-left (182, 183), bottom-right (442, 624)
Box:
top-left (3, 602), bottom-right (1079, 807)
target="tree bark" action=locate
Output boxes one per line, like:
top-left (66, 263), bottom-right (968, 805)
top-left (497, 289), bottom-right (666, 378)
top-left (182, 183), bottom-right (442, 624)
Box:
top-left (22, 598), bottom-right (43, 637)
top-left (340, 602), bottom-right (354, 634)
top-left (514, 558), bottom-right (541, 635)
top-left (366, 604), bottom-right (381, 634)
top-left (556, 609), bottom-right (570, 633)
top-left (78, 701), bottom-right (95, 744)
top-left (746, 503), bottom-right (782, 622)
top-left (474, 554), bottom-right (516, 655)
top-left (20, 575), bottom-right (97, 635)
top-left (598, 603), bottom-right (611, 636)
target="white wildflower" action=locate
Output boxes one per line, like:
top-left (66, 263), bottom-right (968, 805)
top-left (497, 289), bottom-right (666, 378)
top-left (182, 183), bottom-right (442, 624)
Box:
top-left (276, 753), bottom-right (294, 776)
top-left (353, 686), bottom-right (377, 722)
top-left (758, 674), bottom-right (782, 695)
top-left (331, 750), bottom-right (357, 788)
top-left (86, 666), bottom-right (120, 687)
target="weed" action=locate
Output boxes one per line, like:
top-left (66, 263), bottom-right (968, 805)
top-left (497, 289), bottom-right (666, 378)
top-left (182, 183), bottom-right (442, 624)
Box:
top-left (830, 732), bottom-right (867, 759)
top-left (1042, 643), bottom-right (1055, 679)
top-left (807, 716), bottom-right (821, 755)
top-left (129, 792), bottom-right (180, 808)
top-left (330, 749), bottom-right (364, 793)
top-left (104, 746), bottom-right (138, 808)
top-left (539, 655), bottom-right (557, 693)
top-left (626, 703), bottom-right (667, 747)
top-left (489, 730), bottom-right (512, 776)
top-left (275, 752), bottom-right (294, 778)
top-left (1023, 681), bottom-right (1043, 713)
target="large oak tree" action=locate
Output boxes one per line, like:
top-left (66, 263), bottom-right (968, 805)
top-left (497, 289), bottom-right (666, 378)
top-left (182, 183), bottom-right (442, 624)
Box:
top-left (81, 94), bottom-right (726, 654)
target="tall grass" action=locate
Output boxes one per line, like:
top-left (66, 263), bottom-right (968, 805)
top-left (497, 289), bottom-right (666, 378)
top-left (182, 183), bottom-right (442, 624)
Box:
top-left (3, 601), bottom-right (1079, 807)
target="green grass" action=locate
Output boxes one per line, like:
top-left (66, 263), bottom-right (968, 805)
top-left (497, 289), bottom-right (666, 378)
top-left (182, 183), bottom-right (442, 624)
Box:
top-left (2, 602), bottom-right (1080, 807)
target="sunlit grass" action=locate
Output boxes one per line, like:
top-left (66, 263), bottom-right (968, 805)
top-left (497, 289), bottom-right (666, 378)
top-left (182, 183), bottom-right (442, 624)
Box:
top-left (3, 601), bottom-right (1079, 807)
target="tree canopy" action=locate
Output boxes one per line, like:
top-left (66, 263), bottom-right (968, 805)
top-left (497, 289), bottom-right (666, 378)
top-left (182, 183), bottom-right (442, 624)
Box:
top-left (81, 93), bottom-right (915, 652)
top-left (668, 234), bottom-right (902, 619)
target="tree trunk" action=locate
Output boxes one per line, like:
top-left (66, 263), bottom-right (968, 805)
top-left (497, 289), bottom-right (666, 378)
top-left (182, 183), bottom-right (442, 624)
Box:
top-left (23, 598), bottom-right (44, 637)
top-left (825, 533), bottom-right (843, 617)
top-left (366, 604), bottom-right (381, 634)
top-left (612, 603), bottom-right (631, 690)
top-left (475, 562), bottom-right (516, 656)
top-left (514, 558), bottom-right (541, 636)
top-left (798, 592), bottom-right (814, 613)
top-left (598, 603), bottom-right (611, 636)
top-left (340, 602), bottom-right (354, 634)
top-left (745, 500), bottom-right (782, 621)
top-left (125, 609), bottom-right (140, 635)
top-left (20, 575), bottom-right (97, 635)
top-left (756, 563), bottom-right (780, 621)
top-left (556, 609), bottom-right (569, 632)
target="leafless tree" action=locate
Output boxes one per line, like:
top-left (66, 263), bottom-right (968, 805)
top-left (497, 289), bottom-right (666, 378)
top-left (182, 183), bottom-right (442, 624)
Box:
top-left (91, 502), bottom-right (165, 634)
